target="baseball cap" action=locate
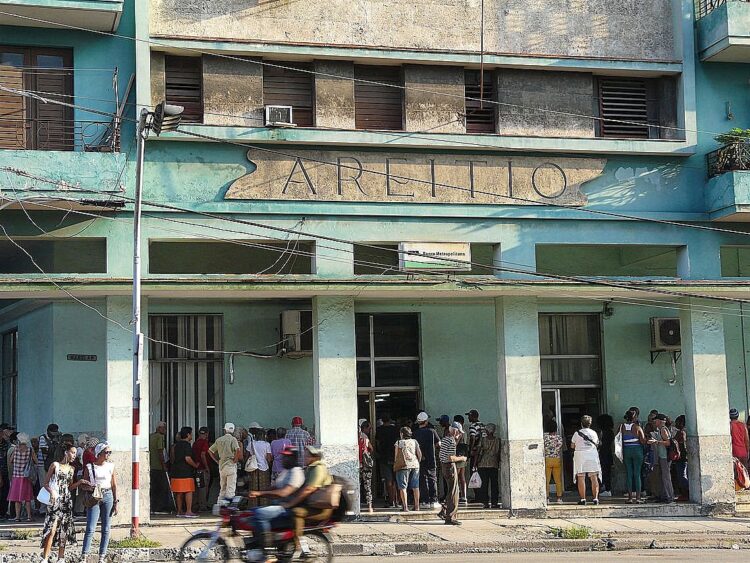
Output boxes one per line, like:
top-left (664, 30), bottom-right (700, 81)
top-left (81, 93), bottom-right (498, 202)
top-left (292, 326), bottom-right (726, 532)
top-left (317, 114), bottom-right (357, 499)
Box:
top-left (451, 421), bottom-right (464, 433)
top-left (248, 422), bottom-right (262, 429)
top-left (306, 444), bottom-right (323, 457)
top-left (224, 422), bottom-right (235, 433)
top-left (655, 414), bottom-right (667, 421)
top-left (280, 445), bottom-right (298, 456)
top-left (292, 416), bottom-right (304, 426)
top-left (416, 412), bottom-right (429, 423)
top-left (436, 414), bottom-right (450, 425)
top-left (198, 427), bottom-right (209, 434)
top-left (730, 408), bottom-right (740, 419)
top-left (465, 409), bottom-right (479, 418)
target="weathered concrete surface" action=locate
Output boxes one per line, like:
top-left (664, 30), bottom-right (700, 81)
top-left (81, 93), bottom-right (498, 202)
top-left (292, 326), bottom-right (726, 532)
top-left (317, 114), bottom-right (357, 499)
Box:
top-left (680, 302), bottom-right (735, 510)
top-left (496, 69), bottom-right (595, 138)
top-left (404, 65), bottom-right (465, 134)
top-left (227, 149), bottom-right (606, 206)
top-left (150, 0), bottom-right (676, 61)
top-left (202, 56), bottom-right (264, 126)
top-left (314, 60), bottom-right (355, 129)
top-left (149, 51), bottom-right (165, 107)
top-left (495, 297), bottom-right (546, 511)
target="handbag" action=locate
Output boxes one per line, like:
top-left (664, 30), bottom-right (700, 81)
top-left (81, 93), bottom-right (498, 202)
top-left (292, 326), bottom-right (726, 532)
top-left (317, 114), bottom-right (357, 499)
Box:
top-left (468, 470), bottom-right (482, 489)
top-left (37, 467), bottom-right (59, 505)
top-left (393, 446), bottom-right (406, 472)
top-left (21, 455), bottom-right (33, 479)
top-left (244, 438), bottom-right (258, 472)
top-left (308, 482), bottom-right (342, 509)
top-left (195, 470), bottom-right (206, 489)
top-left (614, 430), bottom-right (623, 462)
top-left (82, 463), bottom-right (103, 509)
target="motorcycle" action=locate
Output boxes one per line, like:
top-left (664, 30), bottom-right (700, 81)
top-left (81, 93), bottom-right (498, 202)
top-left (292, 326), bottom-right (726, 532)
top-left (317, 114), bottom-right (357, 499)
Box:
top-left (178, 480), bottom-right (354, 562)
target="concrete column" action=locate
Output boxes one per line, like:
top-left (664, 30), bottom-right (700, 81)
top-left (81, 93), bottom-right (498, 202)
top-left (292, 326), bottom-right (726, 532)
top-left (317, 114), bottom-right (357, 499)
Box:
top-left (680, 300), bottom-right (734, 511)
top-left (677, 240), bottom-right (722, 280)
top-left (312, 296), bottom-right (359, 507)
top-left (495, 297), bottom-right (546, 513)
top-left (403, 65), bottom-right (465, 134)
top-left (495, 240), bottom-right (538, 279)
top-left (202, 56), bottom-right (264, 126)
top-left (105, 296), bottom-right (150, 525)
top-left (314, 240), bottom-right (354, 278)
top-left (314, 60), bottom-right (355, 129)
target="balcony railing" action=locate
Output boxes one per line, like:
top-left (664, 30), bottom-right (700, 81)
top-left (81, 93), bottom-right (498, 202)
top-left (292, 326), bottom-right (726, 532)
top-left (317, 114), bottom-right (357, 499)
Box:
top-left (707, 141), bottom-right (750, 177)
top-left (696, 0), bottom-right (750, 19)
top-left (0, 119), bottom-right (121, 152)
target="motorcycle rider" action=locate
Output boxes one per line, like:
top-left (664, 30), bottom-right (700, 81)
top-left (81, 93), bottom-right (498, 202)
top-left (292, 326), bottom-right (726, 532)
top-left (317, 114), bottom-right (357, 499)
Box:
top-left (246, 446), bottom-right (305, 561)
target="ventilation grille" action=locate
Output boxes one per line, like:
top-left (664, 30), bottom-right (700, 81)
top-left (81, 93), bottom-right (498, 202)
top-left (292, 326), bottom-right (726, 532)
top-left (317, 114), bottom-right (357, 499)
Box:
top-left (263, 62), bottom-right (314, 127)
top-left (354, 65), bottom-right (403, 131)
top-left (165, 56), bottom-right (203, 123)
top-left (597, 77), bottom-right (654, 139)
top-left (464, 70), bottom-right (496, 134)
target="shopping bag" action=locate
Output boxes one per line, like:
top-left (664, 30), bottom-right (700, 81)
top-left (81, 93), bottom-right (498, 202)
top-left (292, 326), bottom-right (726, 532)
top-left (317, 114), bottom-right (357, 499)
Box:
top-left (468, 471), bottom-right (482, 489)
top-left (614, 432), bottom-right (623, 462)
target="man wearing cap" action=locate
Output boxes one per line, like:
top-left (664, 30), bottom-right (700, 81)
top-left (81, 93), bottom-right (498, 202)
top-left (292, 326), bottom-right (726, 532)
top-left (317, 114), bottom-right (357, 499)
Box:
top-left (287, 417), bottom-right (313, 468)
top-left (209, 422), bottom-right (242, 500)
top-left (414, 412), bottom-right (440, 508)
top-left (731, 408), bottom-right (750, 469)
top-left (652, 414), bottom-right (675, 504)
top-left (438, 426), bottom-right (466, 525)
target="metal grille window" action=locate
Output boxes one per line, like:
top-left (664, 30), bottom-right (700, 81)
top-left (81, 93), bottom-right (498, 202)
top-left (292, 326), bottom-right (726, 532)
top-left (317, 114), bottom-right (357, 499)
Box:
top-left (464, 69), bottom-right (496, 134)
top-left (356, 313), bottom-right (420, 388)
top-left (263, 62), bottom-right (314, 127)
top-left (165, 56), bottom-right (203, 123)
top-left (597, 77), bottom-right (659, 139)
top-left (1, 329), bottom-right (18, 426)
top-left (0, 47), bottom-right (73, 150)
top-left (539, 314), bottom-right (602, 386)
top-left (354, 65), bottom-right (403, 131)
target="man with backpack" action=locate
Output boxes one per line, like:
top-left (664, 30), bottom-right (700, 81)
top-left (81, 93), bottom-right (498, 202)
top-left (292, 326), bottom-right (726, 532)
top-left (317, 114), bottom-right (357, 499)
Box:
top-left (652, 414), bottom-right (675, 504)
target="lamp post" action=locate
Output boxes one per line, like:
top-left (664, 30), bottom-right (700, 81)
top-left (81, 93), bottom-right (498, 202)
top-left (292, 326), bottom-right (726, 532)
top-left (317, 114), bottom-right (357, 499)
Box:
top-left (131, 102), bottom-right (183, 537)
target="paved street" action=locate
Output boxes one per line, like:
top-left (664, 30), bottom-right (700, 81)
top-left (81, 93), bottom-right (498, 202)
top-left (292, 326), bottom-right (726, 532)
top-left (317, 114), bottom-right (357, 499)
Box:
top-left (339, 550), bottom-right (750, 562)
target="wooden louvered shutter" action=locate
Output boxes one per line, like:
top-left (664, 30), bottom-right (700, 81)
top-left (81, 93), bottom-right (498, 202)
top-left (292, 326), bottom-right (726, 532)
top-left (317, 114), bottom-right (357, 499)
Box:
top-left (354, 65), bottom-right (403, 131)
top-left (597, 77), bottom-right (658, 139)
top-left (0, 64), bottom-right (26, 149)
top-left (263, 62), bottom-right (314, 127)
top-left (464, 69), bottom-right (496, 134)
top-left (29, 51), bottom-right (73, 151)
top-left (165, 56), bottom-right (203, 123)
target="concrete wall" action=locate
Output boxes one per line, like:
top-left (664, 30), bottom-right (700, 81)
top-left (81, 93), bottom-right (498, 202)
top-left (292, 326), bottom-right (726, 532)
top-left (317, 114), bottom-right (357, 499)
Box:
top-left (314, 60), bottom-right (355, 129)
top-left (202, 56), bottom-right (264, 126)
top-left (404, 65), bottom-right (465, 134)
top-left (150, 0), bottom-right (676, 61)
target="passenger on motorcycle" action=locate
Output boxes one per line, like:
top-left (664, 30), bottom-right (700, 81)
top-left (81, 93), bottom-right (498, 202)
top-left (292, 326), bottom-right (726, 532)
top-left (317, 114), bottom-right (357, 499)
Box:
top-left (247, 446), bottom-right (305, 551)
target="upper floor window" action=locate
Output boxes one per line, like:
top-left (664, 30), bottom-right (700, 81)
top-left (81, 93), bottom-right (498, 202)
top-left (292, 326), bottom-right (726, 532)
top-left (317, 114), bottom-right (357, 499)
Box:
top-left (165, 55), bottom-right (203, 123)
top-left (263, 62), bottom-right (314, 127)
top-left (596, 77), bottom-right (667, 140)
top-left (354, 65), bottom-right (403, 131)
top-left (464, 69), bottom-right (496, 134)
top-left (0, 47), bottom-right (73, 150)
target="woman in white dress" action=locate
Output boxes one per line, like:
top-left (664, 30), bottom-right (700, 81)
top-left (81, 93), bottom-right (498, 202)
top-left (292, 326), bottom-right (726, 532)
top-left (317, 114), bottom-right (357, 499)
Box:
top-left (570, 415), bottom-right (601, 506)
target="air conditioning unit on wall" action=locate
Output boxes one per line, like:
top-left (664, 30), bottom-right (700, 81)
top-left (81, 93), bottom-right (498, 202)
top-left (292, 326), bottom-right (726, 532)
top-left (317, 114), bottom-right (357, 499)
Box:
top-left (279, 310), bottom-right (313, 357)
top-left (650, 317), bottom-right (681, 351)
top-left (265, 105), bottom-right (295, 127)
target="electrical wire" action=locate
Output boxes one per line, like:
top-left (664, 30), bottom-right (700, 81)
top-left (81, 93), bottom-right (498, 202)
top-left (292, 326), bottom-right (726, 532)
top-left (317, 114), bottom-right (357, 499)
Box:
top-left (0, 8), bottom-right (745, 143)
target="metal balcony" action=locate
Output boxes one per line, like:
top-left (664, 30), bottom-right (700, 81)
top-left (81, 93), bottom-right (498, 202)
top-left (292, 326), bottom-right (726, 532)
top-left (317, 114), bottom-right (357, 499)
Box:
top-left (0, 0), bottom-right (123, 32)
top-left (705, 142), bottom-right (750, 220)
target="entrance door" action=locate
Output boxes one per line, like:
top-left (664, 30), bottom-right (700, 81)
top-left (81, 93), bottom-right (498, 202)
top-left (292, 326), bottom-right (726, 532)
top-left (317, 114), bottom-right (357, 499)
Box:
top-left (358, 390), bottom-right (420, 429)
top-left (149, 315), bottom-right (225, 440)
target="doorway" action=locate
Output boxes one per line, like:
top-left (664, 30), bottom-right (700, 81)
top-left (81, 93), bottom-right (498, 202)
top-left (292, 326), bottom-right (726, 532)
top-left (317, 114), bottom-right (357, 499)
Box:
top-left (149, 314), bottom-right (225, 441)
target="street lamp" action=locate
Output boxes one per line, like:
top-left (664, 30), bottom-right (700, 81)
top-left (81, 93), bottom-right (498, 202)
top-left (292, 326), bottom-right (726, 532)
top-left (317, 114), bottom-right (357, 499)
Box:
top-left (131, 102), bottom-right (183, 537)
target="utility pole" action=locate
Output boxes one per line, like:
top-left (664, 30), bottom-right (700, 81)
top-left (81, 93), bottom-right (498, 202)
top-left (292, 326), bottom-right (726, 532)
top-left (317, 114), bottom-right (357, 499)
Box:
top-left (131, 103), bottom-right (183, 537)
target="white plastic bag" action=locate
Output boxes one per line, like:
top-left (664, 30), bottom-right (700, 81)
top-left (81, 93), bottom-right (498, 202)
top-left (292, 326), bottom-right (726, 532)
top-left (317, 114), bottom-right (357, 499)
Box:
top-left (614, 431), bottom-right (623, 462)
top-left (468, 471), bottom-right (482, 489)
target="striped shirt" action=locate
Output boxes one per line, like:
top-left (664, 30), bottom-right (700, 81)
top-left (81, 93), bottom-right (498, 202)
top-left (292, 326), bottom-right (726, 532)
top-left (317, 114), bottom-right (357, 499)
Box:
top-left (438, 435), bottom-right (456, 463)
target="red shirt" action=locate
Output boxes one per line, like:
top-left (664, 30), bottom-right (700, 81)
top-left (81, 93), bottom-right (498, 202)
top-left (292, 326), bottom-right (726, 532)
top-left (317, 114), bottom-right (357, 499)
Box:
top-left (192, 438), bottom-right (210, 470)
top-left (731, 420), bottom-right (748, 459)
top-left (83, 448), bottom-right (96, 466)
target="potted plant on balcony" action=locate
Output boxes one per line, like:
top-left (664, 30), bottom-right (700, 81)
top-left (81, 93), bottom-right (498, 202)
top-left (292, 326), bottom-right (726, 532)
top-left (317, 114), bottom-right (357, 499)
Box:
top-left (713, 128), bottom-right (750, 175)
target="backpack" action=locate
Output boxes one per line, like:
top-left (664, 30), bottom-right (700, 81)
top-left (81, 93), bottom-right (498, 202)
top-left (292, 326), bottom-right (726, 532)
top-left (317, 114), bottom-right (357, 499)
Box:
top-left (735, 457), bottom-right (750, 490)
top-left (43, 434), bottom-right (64, 472)
top-left (664, 429), bottom-right (681, 462)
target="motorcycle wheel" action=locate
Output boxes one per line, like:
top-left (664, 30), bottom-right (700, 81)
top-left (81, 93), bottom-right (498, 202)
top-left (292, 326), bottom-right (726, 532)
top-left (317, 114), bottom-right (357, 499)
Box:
top-left (276, 531), bottom-right (333, 563)
top-left (178, 531), bottom-right (231, 562)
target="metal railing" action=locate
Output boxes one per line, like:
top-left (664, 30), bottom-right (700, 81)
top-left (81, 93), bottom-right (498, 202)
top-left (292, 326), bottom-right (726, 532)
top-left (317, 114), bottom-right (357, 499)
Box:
top-left (696, 0), bottom-right (750, 19)
top-left (707, 141), bottom-right (750, 177)
top-left (1, 118), bottom-right (120, 152)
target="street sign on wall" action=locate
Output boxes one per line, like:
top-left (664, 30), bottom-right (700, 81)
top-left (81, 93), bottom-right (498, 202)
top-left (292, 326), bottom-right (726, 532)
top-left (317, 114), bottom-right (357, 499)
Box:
top-left (398, 242), bottom-right (472, 271)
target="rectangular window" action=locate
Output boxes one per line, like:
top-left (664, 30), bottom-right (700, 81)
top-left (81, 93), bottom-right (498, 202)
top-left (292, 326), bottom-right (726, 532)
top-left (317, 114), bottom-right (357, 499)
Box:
top-left (1, 329), bottom-right (18, 426)
top-left (356, 313), bottom-right (420, 388)
top-left (0, 47), bottom-right (73, 150)
top-left (165, 56), bottom-right (203, 123)
top-left (464, 69), bottom-right (496, 134)
top-left (535, 244), bottom-right (680, 277)
top-left (354, 65), bottom-right (403, 131)
top-left (596, 76), bottom-right (660, 139)
top-left (721, 246), bottom-right (750, 277)
top-left (263, 62), bottom-right (314, 127)
top-left (0, 238), bottom-right (106, 273)
top-left (539, 314), bottom-right (602, 386)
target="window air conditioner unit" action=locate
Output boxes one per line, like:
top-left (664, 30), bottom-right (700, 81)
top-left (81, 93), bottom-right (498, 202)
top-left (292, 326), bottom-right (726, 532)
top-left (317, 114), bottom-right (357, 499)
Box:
top-left (279, 310), bottom-right (313, 357)
top-left (650, 317), bottom-right (681, 351)
top-left (265, 105), bottom-right (295, 127)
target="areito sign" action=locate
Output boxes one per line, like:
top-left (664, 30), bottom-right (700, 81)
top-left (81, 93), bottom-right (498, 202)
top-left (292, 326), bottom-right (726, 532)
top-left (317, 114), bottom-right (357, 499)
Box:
top-left (226, 150), bottom-right (606, 206)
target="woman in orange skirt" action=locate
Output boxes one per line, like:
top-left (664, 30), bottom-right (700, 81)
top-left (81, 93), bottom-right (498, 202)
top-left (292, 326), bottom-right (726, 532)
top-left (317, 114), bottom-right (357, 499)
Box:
top-left (170, 427), bottom-right (199, 517)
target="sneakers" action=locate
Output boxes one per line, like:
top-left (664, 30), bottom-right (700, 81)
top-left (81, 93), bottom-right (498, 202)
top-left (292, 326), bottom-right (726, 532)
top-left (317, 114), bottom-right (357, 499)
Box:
top-left (592, 499), bottom-right (600, 506)
top-left (556, 498), bottom-right (564, 504)
top-left (431, 502), bottom-right (441, 509)
top-left (599, 490), bottom-right (612, 497)
top-left (577, 499), bottom-right (586, 505)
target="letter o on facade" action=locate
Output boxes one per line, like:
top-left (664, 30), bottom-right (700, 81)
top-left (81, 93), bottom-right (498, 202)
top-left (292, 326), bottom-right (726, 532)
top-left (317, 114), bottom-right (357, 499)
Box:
top-left (532, 163), bottom-right (568, 199)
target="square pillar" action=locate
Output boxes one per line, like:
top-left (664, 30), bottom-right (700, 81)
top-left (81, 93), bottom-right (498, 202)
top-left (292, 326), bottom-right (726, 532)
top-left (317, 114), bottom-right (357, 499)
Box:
top-left (312, 296), bottom-right (359, 508)
top-left (495, 297), bottom-right (546, 512)
top-left (105, 296), bottom-right (150, 525)
top-left (314, 240), bottom-right (354, 278)
top-left (680, 300), bottom-right (734, 511)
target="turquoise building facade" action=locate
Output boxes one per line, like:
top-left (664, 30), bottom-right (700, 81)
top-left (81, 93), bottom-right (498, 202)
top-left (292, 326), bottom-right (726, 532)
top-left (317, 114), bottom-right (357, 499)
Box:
top-left (0, 0), bottom-right (749, 518)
